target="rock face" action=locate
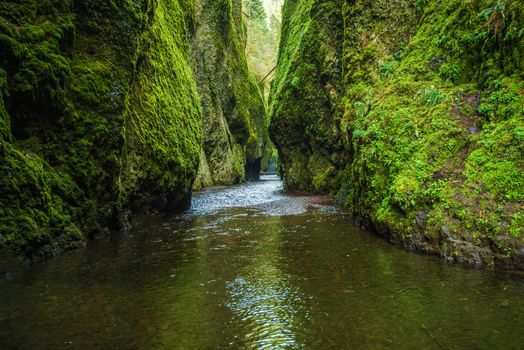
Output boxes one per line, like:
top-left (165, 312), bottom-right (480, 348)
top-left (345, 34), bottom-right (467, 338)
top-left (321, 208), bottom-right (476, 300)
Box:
top-left (0, 0), bottom-right (267, 260)
top-left (270, 0), bottom-right (523, 269)
top-left (270, 0), bottom-right (344, 192)
top-left (191, 0), bottom-right (267, 189)
top-left (0, 0), bottom-right (202, 259)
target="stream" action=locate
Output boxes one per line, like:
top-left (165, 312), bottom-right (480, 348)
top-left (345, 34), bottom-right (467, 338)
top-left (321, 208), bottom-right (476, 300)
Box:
top-left (1, 175), bottom-right (523, 349)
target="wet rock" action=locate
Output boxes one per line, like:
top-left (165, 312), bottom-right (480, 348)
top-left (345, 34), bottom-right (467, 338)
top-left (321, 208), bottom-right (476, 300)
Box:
top-left (495, 254), bottom-right (524, 272)
top-left (190, 0), bottom-right (266, 187)
top-left (441, 238), bottom-right (493, 265)
top-left (270, 0), bottom-right (524, 271)
top-left (0, 0), bottom-right (202, 259)
top-left (268, 0), bottom-right (344, 192)
top-left (440, 225), bottom-right (454, 239)
top-left (415, 211), bottom-right (428, 230)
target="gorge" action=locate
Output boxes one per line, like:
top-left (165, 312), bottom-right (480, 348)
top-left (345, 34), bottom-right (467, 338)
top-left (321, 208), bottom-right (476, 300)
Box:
top-left (0, 0), bottom-right (523, 347)
top-left (1, 0), bottom-right (523, 270)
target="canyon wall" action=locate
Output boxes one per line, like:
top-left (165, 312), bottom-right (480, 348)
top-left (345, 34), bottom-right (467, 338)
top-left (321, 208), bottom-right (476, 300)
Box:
top-left (0, 0), bottom-right (265, 261)
top-left (191, 0), bottom-right (267, 189)
top-left (270, 0), bottom-right (524, 269)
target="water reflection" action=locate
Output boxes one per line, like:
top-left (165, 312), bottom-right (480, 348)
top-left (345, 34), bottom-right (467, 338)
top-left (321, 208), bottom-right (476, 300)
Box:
top-left (225, 217), bottom-right (307, 349)
top-left (0, 176), bottom-right (523, 349)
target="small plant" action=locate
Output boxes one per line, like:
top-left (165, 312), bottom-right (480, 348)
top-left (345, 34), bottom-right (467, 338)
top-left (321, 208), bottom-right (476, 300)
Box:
top-left (438, 61), bottom-right (462, 82)
top-left (352, 129), bottom-right (365, 145)
top-left (379, 60), bottom-right (398, 77)
top-left (478, 3), bottom-right (507, 39)
top-left (415, 86), bottom-right (447, 107)
top-left (354, 101), bottom-right (367, 118)
top-left (477, 2), bottom-right (519, 47)
top-left (509, 212), bottom-right (524, 239)
top-left (354, 96), bottom-right (371, 118)
top-left (477, 103), bottom-right (494, 119)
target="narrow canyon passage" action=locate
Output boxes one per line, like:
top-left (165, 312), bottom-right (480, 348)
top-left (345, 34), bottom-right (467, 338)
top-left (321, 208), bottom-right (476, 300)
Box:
top-left (1, 176), bottom-right (524, 349)
top-left (0, 0), bottom-right (523, 348)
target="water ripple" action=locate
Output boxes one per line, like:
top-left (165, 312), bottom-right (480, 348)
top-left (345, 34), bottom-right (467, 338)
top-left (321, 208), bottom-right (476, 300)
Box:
top-left (226, 274), bottom-right (307, 349)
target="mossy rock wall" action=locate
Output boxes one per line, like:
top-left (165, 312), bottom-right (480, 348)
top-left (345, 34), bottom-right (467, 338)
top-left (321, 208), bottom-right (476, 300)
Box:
top-left (270, 0), bottom-right (524, 269)
top-left (191, 0), bottom-right (267, 189)
top-left (269, 0), bottom-right (344, 192)
top-left (0, 0), bottom-right (202, 260)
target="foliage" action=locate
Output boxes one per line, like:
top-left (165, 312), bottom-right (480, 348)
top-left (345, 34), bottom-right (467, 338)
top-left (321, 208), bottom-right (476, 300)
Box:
top-left (478, 2), bottom-right (507, 40)
top-left (243, 0), bottom-right (282, 93)
top-left (270, 0), bottom-right (524, 267)
top-left (415, 86), bottom-right (447, 107)
top-left (0, 0), bottom-right (202, 259)
top-left (379, 60), bottom-right (398, 76)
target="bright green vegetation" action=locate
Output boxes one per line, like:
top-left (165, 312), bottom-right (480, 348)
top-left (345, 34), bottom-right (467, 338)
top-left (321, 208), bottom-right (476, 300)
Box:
top-left (1, 0), bottom-right (520, 271)
top-left (270, 0), bottom-right (524, 268)
top-left (0, 0), bottom-right (201, 260)
top-left (0, 0), bottom-right (268, 260)
top-left (191, 0), bottom-right (267, 189)
top-left (270, 0), bottom-right (344, 191)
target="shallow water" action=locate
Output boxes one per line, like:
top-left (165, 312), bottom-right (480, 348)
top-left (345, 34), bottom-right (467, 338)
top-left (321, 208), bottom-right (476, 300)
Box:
top-left (1, 175), bottom-right (523, 349)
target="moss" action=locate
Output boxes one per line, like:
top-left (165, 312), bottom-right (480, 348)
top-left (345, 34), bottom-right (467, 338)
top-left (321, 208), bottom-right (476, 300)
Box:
top-left (0, 0), bottom-right (202, 260)
top-left (271, 0), bottom-right (524, 268)
top-left (0, 142), bottom-right (85, 259)
top-left (120, 0), bottom-right (201, 213)
top-left (193, 149), bottom-right (214, 191)
top-left (190, 0), bottom-right (267, 187)
top-left (0, 69), bottom-right (10, 140)
top-left (269, 0), bottom-right (344, 191)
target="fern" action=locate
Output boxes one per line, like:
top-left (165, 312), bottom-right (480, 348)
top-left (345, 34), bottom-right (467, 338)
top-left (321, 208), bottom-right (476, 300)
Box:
top-left (415, 86), bottom-right (447, 107)
top-left (478, 3), bottom-right (507, 41)
top-left (379, 60), bottom-right (398, 76)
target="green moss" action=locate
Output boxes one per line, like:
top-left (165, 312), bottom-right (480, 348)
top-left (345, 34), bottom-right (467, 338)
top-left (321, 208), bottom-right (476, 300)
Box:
top-left (269, 0), bottom-right (344, 191)
top-left (0, 142), bottom-right (85, 258)
top-left (190, 0), bottom-right (267, 187)
top-left (0, 0), bottom-right (203, 259)
top-left (120, 0), bottom-right (201, 212)
top-left (271, 0), bottom-right (524, 267)
top-left (0, 69), bottom-right (10, 140)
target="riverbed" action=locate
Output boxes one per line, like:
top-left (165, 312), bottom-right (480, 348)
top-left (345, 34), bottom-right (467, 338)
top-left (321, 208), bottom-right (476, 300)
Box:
top-left (1, 175), bottom-right (523, 349)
